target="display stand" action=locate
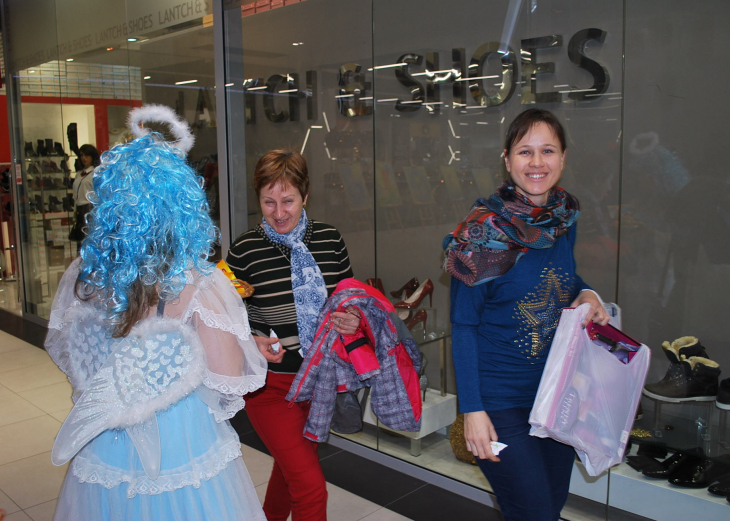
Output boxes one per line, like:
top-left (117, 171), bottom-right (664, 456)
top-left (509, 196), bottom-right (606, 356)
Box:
top-left (718, 407), bottom-right (729, 450)
top-left (407, 320), bottom-right (447, 396)
top-left (362, 389), bottom-right (457, 457)
top-left (360, 330), bottom-right (456, 457)
top-left (642, 393), bottom-right (714, 441)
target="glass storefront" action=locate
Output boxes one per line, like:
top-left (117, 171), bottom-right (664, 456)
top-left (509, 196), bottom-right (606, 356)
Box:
top-left (2, 0), bottom-right (221, 319)
top-left (3, 1), bottom-right (729, 519)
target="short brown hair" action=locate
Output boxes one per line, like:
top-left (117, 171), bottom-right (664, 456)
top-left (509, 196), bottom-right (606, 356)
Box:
top-left (253, 149), bottom-right (309, 199)
top-left (504, 109), bottom-right (567, 155)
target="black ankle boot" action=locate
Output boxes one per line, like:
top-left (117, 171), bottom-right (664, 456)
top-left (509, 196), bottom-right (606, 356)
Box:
top-left (36, 139), bottom-right (46, 156)
top-left (49, 195), bottom-right (61, 212)
top-left (643, 356), bottom-right (720, 402)
top-left (34, 195), bottom-right (46, 213)
top-left (668, 456), bottom-right (730, 488)
top-left (25, 142), bottom-right (37, 157)
top-left (60, 158), bottom-right (71, 173)
top-left (45, 139), bottom-right (54, 155)
top-left (62, 194), bottom-right (73, 212)
top-left (644, 337), bottom-right (708, 397)
top-left (54, 142), bottom-right (66, 156)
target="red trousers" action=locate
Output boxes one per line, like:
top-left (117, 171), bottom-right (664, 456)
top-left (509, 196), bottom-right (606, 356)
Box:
top-left (245, 371), bottom-right (328, 521)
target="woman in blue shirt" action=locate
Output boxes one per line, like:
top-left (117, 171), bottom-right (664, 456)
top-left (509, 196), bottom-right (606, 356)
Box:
top-left (444, 109), bottom-right (609, 521)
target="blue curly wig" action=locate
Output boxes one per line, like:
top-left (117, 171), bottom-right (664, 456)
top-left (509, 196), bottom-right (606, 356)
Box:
top-left (77, 133), bottom-right (219, 325)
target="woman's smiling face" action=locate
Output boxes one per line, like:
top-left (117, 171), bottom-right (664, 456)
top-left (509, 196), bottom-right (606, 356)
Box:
top-left (259, 182), bottom-right (308, 235)
top-left (504, 121), bottom-right (566, 206)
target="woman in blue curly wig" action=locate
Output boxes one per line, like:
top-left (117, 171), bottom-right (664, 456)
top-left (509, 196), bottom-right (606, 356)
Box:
top-left (45, 105), bottom-right (268, 521)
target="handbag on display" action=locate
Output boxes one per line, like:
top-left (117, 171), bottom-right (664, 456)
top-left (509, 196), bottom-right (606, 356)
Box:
top-left (68, 217), bottom-right (84, 242)
top-left (528, 303), bottom-right (650, 476)
top-left (330, 388), bottom-right (370, 435)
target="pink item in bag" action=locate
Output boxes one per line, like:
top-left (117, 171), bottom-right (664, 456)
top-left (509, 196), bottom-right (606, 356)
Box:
top-left (529, 304), bottom-right (650, 476)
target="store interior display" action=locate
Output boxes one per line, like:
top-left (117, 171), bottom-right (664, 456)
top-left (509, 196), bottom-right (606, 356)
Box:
top-left (623, 440), bottom-right (730, 493)
top-left (613, 333), bottom-right (730, 510)
top-left (19, 103), bottom-right (96, 317)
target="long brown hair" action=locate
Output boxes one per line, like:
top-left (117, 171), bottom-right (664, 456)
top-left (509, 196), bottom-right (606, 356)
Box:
top-left (75, 278), bottom-right (160, 338)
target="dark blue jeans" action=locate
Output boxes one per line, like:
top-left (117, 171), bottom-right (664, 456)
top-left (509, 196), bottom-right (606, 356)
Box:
top-left (476, 407), bottom-right (574, 521)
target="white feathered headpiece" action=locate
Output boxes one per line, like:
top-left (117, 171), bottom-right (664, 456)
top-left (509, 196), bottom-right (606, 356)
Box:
top-left (127, 104), bottom-right (195, 154)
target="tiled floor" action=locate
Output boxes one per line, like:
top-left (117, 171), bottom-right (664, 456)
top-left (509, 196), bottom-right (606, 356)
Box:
top-left (0, 330), bottom-right (413, 521)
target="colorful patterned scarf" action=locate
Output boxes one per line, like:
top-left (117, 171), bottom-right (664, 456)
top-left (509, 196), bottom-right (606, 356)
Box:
top-left (442, 182), bottom-right (580, 286)
top-left (262, 209), bottom-right (327, 356)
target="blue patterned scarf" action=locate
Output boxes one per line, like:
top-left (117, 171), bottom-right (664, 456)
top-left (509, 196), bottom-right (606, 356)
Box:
top-left (262, 209), bottom-right (327, 356)
top-left (443, 182), bottom-right (579, 286)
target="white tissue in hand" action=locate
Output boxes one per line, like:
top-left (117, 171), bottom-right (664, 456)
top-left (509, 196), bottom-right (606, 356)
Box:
top-left (491, 441), bottom-right (507, 456)
top-left (269, 329), bottom-right (281, 353)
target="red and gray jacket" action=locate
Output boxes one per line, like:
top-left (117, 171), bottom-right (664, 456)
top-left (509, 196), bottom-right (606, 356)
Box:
top-left (286, 278), bottom-right (423, 442)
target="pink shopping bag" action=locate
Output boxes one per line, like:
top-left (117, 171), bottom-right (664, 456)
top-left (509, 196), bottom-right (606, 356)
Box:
top-left (529, 304), bottom-right (650, 476)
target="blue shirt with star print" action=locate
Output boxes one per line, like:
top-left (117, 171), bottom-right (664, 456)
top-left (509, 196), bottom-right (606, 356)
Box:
top-left (450, 225), bottom-right (590, 412)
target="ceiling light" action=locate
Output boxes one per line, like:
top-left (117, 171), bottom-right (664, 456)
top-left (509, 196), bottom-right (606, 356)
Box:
top-left (66, 58), bottom-right (74, 62)
top-left (144, 76), bottom-right (151, 80)
top-left (127, 38), bottom-right (138, 42)
top-left (106, 47), bottom-right (113, 51)
top-left (175, 79), bottom-right (198, 85)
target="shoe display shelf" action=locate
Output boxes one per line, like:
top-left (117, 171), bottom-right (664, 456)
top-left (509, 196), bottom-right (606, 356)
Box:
top-left (363, 388), bottom-right (457, 457)
top-left (361, 331), bottom-right (457, 457)
top-left (717, 408), bottom-right (730, 450)
top-left (23, 158), bottom-right (75, 311)
top-left (640, 395), bottom-right (722, 447)
top-left (569, 448), bottom-right (729, 520)
top-left (565, 397), bottom-right (730, 521)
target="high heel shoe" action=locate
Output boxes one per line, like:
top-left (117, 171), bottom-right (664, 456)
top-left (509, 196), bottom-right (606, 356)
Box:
top-left (394, 279), bottom-right (433, 310)
top-left (406, 309), bottom-right (428, 332)
top-left (390, 277), bottom-right (419, 299)
top-left (366, 278), bottom-right (385, 295)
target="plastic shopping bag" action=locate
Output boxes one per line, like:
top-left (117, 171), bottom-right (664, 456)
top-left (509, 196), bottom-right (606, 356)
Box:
top-left (529, 304), bottom-right (650, 476)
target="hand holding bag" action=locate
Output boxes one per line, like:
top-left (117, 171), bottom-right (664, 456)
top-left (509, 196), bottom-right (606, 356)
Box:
top-left (529, 303), bottom-right (650, 476)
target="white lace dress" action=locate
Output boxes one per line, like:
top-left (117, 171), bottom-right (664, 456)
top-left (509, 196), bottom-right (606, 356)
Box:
top-left (46, 259), bottom-right (268, 521)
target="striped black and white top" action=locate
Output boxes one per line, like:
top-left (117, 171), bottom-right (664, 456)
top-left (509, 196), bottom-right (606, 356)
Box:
top-left (226, 220), bottom-right (353, 373)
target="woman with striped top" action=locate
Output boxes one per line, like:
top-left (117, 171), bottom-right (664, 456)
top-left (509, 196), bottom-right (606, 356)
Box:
top-left (226, 149), bottom-right (359, 521)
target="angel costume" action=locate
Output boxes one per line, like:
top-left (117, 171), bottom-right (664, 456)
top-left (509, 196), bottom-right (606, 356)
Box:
top-left (46, 259), bottom-right (268, 521)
